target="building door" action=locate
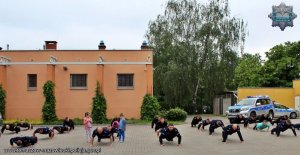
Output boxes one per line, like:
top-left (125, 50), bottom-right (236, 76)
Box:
top-left (295, 96), bottom-right (300, 111)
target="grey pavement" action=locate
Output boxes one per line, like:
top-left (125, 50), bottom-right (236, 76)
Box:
top-left (0, 116), bottom-right (300, 155)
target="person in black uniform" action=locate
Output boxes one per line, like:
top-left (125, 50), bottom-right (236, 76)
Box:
top-left (209, 120), bottom-right (224, 135)
top-left (53, 126), bottom-right (70, 134)
top-left (151, 115), bottom-right (160, 129)
top-left (257, 113), bottom-right (273, 124)
top-left (33, 127), bottom-right (54, 139)
top-left (10, 136), bottom-right (38, 147)
top-left (294, 123), bottom-right (300, 130)
top-left (244, 116), bottom-right (257, 128)
top-left (231, 114), bottom-right (246, 124)
top-left (274, 115), bottom-right (288, 125)
top-left (157, 124), bottom-right (181, 146)
top-left (222, 124), bottom-right (244, 143)
top-left (1, 124), bottom-right (21, 134)
top-left (191, 115), bottom-right (202, 127)
top-left (198, 119), bottom-right (211, 131)
top-left (253, 113), bottom-right (273, 129)
top-left (271, 119), bottom-right (297, 137)
top-left (155, 117), bottom-right (168, 136)
top-left (17, 120), bottom-right (33, 130)
top-left (91, 126), bottom-right (113, 146)
top-left (63, 117), bottom-right (75, 130)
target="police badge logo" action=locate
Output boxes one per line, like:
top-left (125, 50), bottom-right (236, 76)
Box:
top-left (268, 2), bottom-right (297, 31)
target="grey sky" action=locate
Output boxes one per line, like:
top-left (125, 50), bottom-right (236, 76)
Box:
top-left (0, 0), bottom-right (299, 58)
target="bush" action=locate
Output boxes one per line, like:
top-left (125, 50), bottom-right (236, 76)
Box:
top-left (166, 108), bottom-right (187, 121)
top-left (42, 81), bottom-right (58, 122)
top-left (72, 118), bottom-right (83, 125)
top-left (91, 82), bottom-right (107, 124)
top-left (158, 110), bottom-right (167, 119)
top-left (0, 85), bottom-right (6, 119)
top-left (140, 94), bottom-right (160, 120)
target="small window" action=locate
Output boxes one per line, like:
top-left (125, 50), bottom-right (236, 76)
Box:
top-left (27, 74), bottom-right (37, 90)
top-left (70, 74), bottom-right (87, 89)
top-left (261, 99), bottom-right (267, 105)
top-left (117, 74), bottom-right (134, 89)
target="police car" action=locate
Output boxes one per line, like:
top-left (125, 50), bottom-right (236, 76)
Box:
top-left (274, 103), bottom-right (299, 119)
top-left (226, 95), bottom-right (275, 120)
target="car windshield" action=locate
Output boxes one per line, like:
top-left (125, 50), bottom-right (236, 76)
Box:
top-left (237, 98), bottom-right (256, 106)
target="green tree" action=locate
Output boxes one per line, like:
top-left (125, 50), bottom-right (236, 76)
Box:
top-left (235, 53), bottom-right (262, 87)
top-left (140, 94), bottom-right (160, 120)
top-left (91, 82), bottom-right (107, 124)
top-left (261, 41), bottom-right (300, 87)
top-left (0, 85), bottom-right (6, 119)
top-left (146, 0), bottom-right (246, 113)
top-left (42, 81), bottom-right (57, 122)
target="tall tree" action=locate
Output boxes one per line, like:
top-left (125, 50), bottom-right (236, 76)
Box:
top-left (261, 41), bottom-right (300, 87)
top-left (146, 0), bottom-right (246, 113)
top-left (42, 81), bottom-right (57, 122)
top-left (234, 53), bottom-right (262, 87)
top-left (0, 85), bottom-right (6, 119)
top-left (91, 82), bottom-right (107, 124)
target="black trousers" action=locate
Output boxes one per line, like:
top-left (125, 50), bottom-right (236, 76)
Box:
top-left (159, 135), bottom-right (181, 145)
top-left (271, 126), bottom-right (286, 137)
top-left (222, 131), bottom-right (228, 142)
top-left (294, 124), bottom-right (300, 130)
top-left (209, 126), bottom-right (218, 135)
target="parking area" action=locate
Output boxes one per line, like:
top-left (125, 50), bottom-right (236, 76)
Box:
top-left (0, 116), bottom-right (300, 155)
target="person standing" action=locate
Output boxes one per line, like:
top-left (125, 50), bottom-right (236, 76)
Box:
top-left (118, 113), bottom-right (126, 143)
top-left (84, 112), bottom-right (93, 144)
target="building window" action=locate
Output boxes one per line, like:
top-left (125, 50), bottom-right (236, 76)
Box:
top-left (70, 74), bottom-right (87, 89)
top-left (27, 74), bottom-right (37, 90)
top-left (117, 74), bottom-right (134, 89)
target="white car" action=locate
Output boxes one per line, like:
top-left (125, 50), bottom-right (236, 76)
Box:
top-left (274, 104), bottom-right (299, 119)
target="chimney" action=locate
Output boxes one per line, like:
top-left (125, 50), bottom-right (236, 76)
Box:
top-left (98, 40), bottom-right (106, 50)
top-left (141, 40), bottom-right (149, 50)
top-left (6, 44), bottom-right (9, 50)
top-left (45, 41), bottom-right (57, 50)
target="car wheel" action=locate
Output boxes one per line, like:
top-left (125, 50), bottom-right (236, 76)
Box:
top-left (290, 112), bottom-right (297, 119)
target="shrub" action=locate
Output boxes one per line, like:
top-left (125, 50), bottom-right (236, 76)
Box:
top-left (158, 110), bottom-right (167, 119)
top-left (0, 85), bottom-right (6, 119)
top-left (91, 82), bottom-right (107, 124)
top-left (42, 81), bottom-right (58, 122)
top-left (140, 94), bottom-right (160, 120)
top-left (166, 108), bottom-right (187, 121)
top-left (72, 118), bottom-right (83, 125)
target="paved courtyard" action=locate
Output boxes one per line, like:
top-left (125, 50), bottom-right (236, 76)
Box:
top-left (0, 116), bottom-right (300, 155)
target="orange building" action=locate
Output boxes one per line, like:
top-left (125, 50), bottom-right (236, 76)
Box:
top-left (0, 41), bottom-right (153, 120)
